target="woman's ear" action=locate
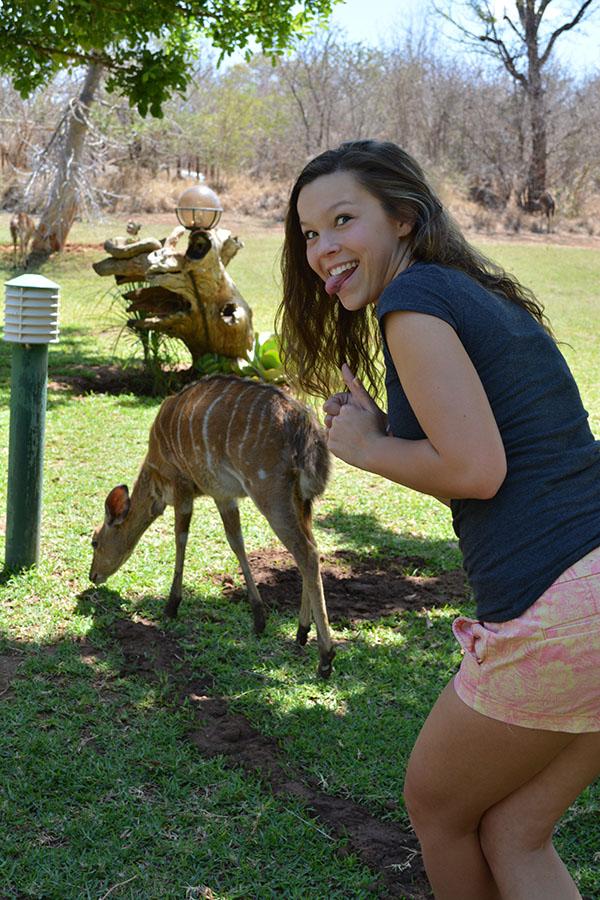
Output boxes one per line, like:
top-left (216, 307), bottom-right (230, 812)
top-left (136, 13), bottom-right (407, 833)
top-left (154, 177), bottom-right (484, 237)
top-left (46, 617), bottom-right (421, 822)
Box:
top-left (397, 220), bottom-right (413, 238)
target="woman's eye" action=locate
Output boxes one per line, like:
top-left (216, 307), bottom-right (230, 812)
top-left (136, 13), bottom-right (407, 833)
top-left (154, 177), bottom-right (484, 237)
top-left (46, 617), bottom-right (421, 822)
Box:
top-left (335, 214), bottom-right (352, 226)
top-left (91, 539), bottom-right (98, 549)
top-left (304, 229), bottom-right (317, 241)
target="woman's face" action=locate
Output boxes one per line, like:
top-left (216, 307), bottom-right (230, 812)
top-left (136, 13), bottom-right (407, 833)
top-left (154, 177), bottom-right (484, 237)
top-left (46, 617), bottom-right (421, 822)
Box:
top-left (297, 170), bottom-right (413, 311)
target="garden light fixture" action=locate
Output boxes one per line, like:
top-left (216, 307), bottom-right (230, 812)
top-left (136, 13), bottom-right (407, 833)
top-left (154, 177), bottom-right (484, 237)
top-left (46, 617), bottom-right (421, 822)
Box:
top-left (3, 273), bottom-right (60, 570)
top-left (175, 184), bottom-right (223, 231)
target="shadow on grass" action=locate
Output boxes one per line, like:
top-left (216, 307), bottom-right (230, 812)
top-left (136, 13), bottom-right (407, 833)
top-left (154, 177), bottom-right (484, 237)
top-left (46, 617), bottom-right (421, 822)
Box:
top-left (1, 563), bottom-right (598, 898)
top-left (0, 326), bottom-right (171, 409)
top-left (318, 506), bottom-right (461, 568)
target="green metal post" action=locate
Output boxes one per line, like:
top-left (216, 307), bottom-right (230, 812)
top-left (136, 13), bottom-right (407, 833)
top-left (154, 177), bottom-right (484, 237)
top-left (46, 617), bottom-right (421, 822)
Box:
top-left (5, 343), bottom-right (49, 570)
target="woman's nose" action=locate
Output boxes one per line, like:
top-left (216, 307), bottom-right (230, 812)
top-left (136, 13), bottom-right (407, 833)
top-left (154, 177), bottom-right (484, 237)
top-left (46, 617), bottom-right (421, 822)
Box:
top-left (318, 232), bottom-right (341, 257)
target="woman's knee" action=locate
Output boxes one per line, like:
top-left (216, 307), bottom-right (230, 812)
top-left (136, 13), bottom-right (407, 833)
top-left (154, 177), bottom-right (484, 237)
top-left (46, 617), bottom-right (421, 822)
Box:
top-left (479, 799), bottom-right (554, 864)
top-left (403, 756), bottom-right (466, 838)
top-left (403, 754), bottom-right (439, 829)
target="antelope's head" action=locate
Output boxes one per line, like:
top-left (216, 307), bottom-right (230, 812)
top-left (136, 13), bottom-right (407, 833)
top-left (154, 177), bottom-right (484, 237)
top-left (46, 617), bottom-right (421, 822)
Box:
top-left (89, 484), bottom-right (134, 585)
top-left (90, 478), bottom-right (168, 585)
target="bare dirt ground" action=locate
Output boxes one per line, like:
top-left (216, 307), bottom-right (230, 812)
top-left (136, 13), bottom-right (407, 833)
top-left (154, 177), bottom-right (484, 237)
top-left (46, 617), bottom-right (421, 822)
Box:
top-left (218, 548), bottom-right (468, 621)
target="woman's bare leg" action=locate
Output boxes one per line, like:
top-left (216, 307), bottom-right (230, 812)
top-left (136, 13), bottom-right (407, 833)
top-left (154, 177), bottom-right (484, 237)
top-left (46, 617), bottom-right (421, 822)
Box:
top-left (479, 730), bottom-right (600, 899)
top-left (402, 681), bottom-right (597, 900)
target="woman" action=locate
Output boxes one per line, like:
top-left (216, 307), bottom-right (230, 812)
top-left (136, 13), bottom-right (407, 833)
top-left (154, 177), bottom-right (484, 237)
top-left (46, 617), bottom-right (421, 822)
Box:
top-left (277, 140), bottom-right (600, 900)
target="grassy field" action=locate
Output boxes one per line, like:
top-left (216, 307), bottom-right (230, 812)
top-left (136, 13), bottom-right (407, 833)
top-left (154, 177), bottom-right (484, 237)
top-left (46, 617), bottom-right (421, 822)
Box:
top-left (0, 215), bottom-right (598, 899)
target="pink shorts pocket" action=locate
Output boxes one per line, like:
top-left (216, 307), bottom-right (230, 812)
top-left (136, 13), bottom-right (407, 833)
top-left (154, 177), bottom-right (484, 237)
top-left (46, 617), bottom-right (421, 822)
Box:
top-left (452, 616), bottom-right (498, 664)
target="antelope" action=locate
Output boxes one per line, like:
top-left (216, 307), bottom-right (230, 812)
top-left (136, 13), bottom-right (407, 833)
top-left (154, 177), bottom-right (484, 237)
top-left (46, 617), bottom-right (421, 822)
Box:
top-left (89, 375), bottom-right (336, 678)
top-left (9, 211), bottom-right (35, 266)
top-left (531, 191), bottom-right (556, 232)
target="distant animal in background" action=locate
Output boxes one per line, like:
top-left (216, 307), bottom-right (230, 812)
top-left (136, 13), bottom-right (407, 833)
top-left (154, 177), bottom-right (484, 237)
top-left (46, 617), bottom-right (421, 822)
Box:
top-left (530, 191), bottom-right (556, 232)
top-left (9, 211), bottom-right (35, 266)
top-left (126, 219), bottom-right (142, 237)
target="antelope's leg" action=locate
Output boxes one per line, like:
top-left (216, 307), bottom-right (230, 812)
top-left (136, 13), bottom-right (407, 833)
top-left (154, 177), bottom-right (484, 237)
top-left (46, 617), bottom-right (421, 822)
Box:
top-left (214, 498), bottom-right (266, 635)
top-left (165, 484), bottom-right (194, 619)
top-left (297, 581), bottom-right (312, 646)
top-left (252, 489), bottom-right (335, 678)
top-left (299, 543), bottom-right (335, 679)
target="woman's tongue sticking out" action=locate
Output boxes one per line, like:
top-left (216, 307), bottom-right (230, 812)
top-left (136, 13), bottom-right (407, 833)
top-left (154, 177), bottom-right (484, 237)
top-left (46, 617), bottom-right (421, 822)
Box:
top-left (325, 264), bottom-right (357, 296)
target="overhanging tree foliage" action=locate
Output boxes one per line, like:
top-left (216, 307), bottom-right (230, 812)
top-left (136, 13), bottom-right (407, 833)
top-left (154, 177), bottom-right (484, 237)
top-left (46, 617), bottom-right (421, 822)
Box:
top-left (0, 0), bottom-right (335, 259)
top-left (0, 0), bottom-right (336, 116)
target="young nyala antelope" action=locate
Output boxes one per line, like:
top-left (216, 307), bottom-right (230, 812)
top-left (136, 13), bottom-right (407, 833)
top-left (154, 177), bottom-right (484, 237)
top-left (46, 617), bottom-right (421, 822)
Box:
top-left (89, 375), bottom-right (335, 677)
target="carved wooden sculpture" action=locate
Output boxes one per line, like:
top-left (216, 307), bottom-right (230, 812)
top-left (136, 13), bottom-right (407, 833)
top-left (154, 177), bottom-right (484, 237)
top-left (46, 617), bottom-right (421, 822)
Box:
top-left (93, 225), bottom-right (253, 362)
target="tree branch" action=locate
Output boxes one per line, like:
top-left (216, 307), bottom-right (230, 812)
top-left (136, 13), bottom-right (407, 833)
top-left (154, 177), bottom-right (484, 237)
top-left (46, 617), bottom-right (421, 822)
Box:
top-left (540, 0), bottom-right (595, 66)
top-left (1, 35), bottom-right (111, 70)
top-left (503, 13), bottom-right (525, 42)
top-left (478, 34), bottom-right (528, 85)
top-left (433, 2), bottom-right (528, 85)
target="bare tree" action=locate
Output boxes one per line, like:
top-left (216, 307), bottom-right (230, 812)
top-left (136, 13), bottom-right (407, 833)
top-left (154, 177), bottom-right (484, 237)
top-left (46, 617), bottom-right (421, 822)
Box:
top-left (28, 62), bottom-right (103, 263)
top-left (437, 0), bottom-right (596, 206)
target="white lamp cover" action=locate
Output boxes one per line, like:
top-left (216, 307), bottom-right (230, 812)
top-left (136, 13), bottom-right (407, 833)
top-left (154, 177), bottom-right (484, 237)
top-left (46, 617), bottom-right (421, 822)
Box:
top-left (4, 274), bottom-right (60, 344)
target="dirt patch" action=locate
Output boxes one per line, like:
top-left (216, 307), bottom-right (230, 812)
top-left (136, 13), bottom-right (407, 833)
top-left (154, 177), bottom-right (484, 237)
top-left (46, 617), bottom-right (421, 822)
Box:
top-left (108, 616), bottom-right (431, 898)
top-left (218, 548), bottom-right (468, 623)
top-left (110, 617), bottom-right (200, 682)
top-left (47, 363), bottom-right (201, 397)
top-left (48, 364), bottom-right (163, 397)
top-left (187, 692), bottom-right (426, 897)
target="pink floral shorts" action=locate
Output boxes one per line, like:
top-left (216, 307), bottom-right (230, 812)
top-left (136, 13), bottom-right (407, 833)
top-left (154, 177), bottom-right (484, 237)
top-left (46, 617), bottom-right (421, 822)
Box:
top-left (453, 545), bottom-right (600, 733)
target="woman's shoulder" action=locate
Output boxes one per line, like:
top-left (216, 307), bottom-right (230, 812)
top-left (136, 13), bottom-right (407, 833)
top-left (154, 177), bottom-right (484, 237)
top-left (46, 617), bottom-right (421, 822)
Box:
top-left (377, 262), bottom-right (472, 321)
top-left (395, 261), bottom-right (481, 290)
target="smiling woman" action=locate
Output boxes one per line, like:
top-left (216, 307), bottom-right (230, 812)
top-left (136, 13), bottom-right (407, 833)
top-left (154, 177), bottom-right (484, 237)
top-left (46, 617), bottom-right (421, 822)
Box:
top-left (297, 171), bottom-right (413, 306)
top-left (276, 139), bottom-right (600, 900)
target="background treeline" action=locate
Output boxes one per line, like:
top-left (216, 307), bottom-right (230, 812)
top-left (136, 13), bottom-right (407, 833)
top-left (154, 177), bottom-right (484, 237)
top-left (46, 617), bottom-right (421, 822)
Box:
top-left (1, 30), bottom-right (599, 232)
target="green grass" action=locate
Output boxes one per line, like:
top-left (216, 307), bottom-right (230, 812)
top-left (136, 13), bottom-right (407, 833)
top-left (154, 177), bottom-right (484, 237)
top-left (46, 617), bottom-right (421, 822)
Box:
top-left (0, 221), bottom-right (599, 898)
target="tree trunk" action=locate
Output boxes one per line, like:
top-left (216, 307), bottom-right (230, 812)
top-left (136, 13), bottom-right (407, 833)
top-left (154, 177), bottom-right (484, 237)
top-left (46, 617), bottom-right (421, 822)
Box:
top-left (28, 63), bottom-right (103, 263)
top-left (524, 23), bottom-right (547, 207)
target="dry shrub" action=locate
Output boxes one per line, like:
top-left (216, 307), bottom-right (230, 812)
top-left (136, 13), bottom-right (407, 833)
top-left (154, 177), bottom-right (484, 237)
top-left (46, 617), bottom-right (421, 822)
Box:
top-left (103, 166), bottom-right (194, 214)
top-left (566, 219), bottom-right (595, 236)
top-left (529, 218), bottom-right (548, 234)
top-left (0, 178), bottom-right (25, 211)
top-left (11, 156), bottom-right (597, 238)
top-left (503, 202), bottom-right (522, 233)
top-left (471, 209), bottom-right (498, 234)
top-left (96, 167), bottom-right (290, 222)
top-left (219, 173), bottom-right (289, 221)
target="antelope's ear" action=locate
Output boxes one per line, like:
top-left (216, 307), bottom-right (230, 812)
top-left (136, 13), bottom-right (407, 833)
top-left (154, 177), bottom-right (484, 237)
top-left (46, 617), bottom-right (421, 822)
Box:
top-left (105, 484), bottom-right (130, 526)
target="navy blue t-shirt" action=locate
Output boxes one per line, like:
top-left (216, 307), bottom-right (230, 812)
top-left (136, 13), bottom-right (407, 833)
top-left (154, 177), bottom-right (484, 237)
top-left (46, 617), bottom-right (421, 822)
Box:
top-left (377, 262), bottom-right (600, 621)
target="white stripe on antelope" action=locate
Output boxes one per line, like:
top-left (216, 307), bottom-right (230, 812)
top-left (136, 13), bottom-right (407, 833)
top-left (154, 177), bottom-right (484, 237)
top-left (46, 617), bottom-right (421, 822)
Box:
top-left (89, 374), bottom-right (335, 677)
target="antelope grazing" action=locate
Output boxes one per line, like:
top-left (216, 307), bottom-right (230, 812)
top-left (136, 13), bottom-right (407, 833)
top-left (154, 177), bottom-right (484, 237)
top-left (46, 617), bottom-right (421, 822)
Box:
top-left (9, 211), bottom-right (35, 266)
top-left (531, 190), bottom-right (556, 232)
top-left (90, 375), bottom-right (335, 677)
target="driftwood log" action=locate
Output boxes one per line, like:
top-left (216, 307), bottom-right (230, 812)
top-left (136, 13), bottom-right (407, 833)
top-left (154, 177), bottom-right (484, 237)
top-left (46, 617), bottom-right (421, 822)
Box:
top-left (93, 225), bottom-right (253, 362)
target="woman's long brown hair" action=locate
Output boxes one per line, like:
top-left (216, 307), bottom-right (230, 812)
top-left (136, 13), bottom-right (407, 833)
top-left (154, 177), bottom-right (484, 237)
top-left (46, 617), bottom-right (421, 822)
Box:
top-left (276, 140), bottom-right (552, 400)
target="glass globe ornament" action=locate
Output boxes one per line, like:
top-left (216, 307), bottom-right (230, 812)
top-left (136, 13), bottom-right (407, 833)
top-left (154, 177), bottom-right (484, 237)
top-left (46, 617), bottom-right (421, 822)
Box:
top-left (175, 184), bottom-right (223, 230)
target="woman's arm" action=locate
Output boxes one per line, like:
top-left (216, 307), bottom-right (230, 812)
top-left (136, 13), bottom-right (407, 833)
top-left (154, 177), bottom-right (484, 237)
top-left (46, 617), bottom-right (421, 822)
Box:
top-left (326, 312), bottom-right (507, 500)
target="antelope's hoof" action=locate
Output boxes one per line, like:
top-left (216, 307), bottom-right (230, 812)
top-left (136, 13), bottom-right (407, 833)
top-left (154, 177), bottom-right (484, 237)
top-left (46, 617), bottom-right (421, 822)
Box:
top-left (317, 647), bottom-right (336, 680)
top-left (296, 624), bottom-right (311, 646)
